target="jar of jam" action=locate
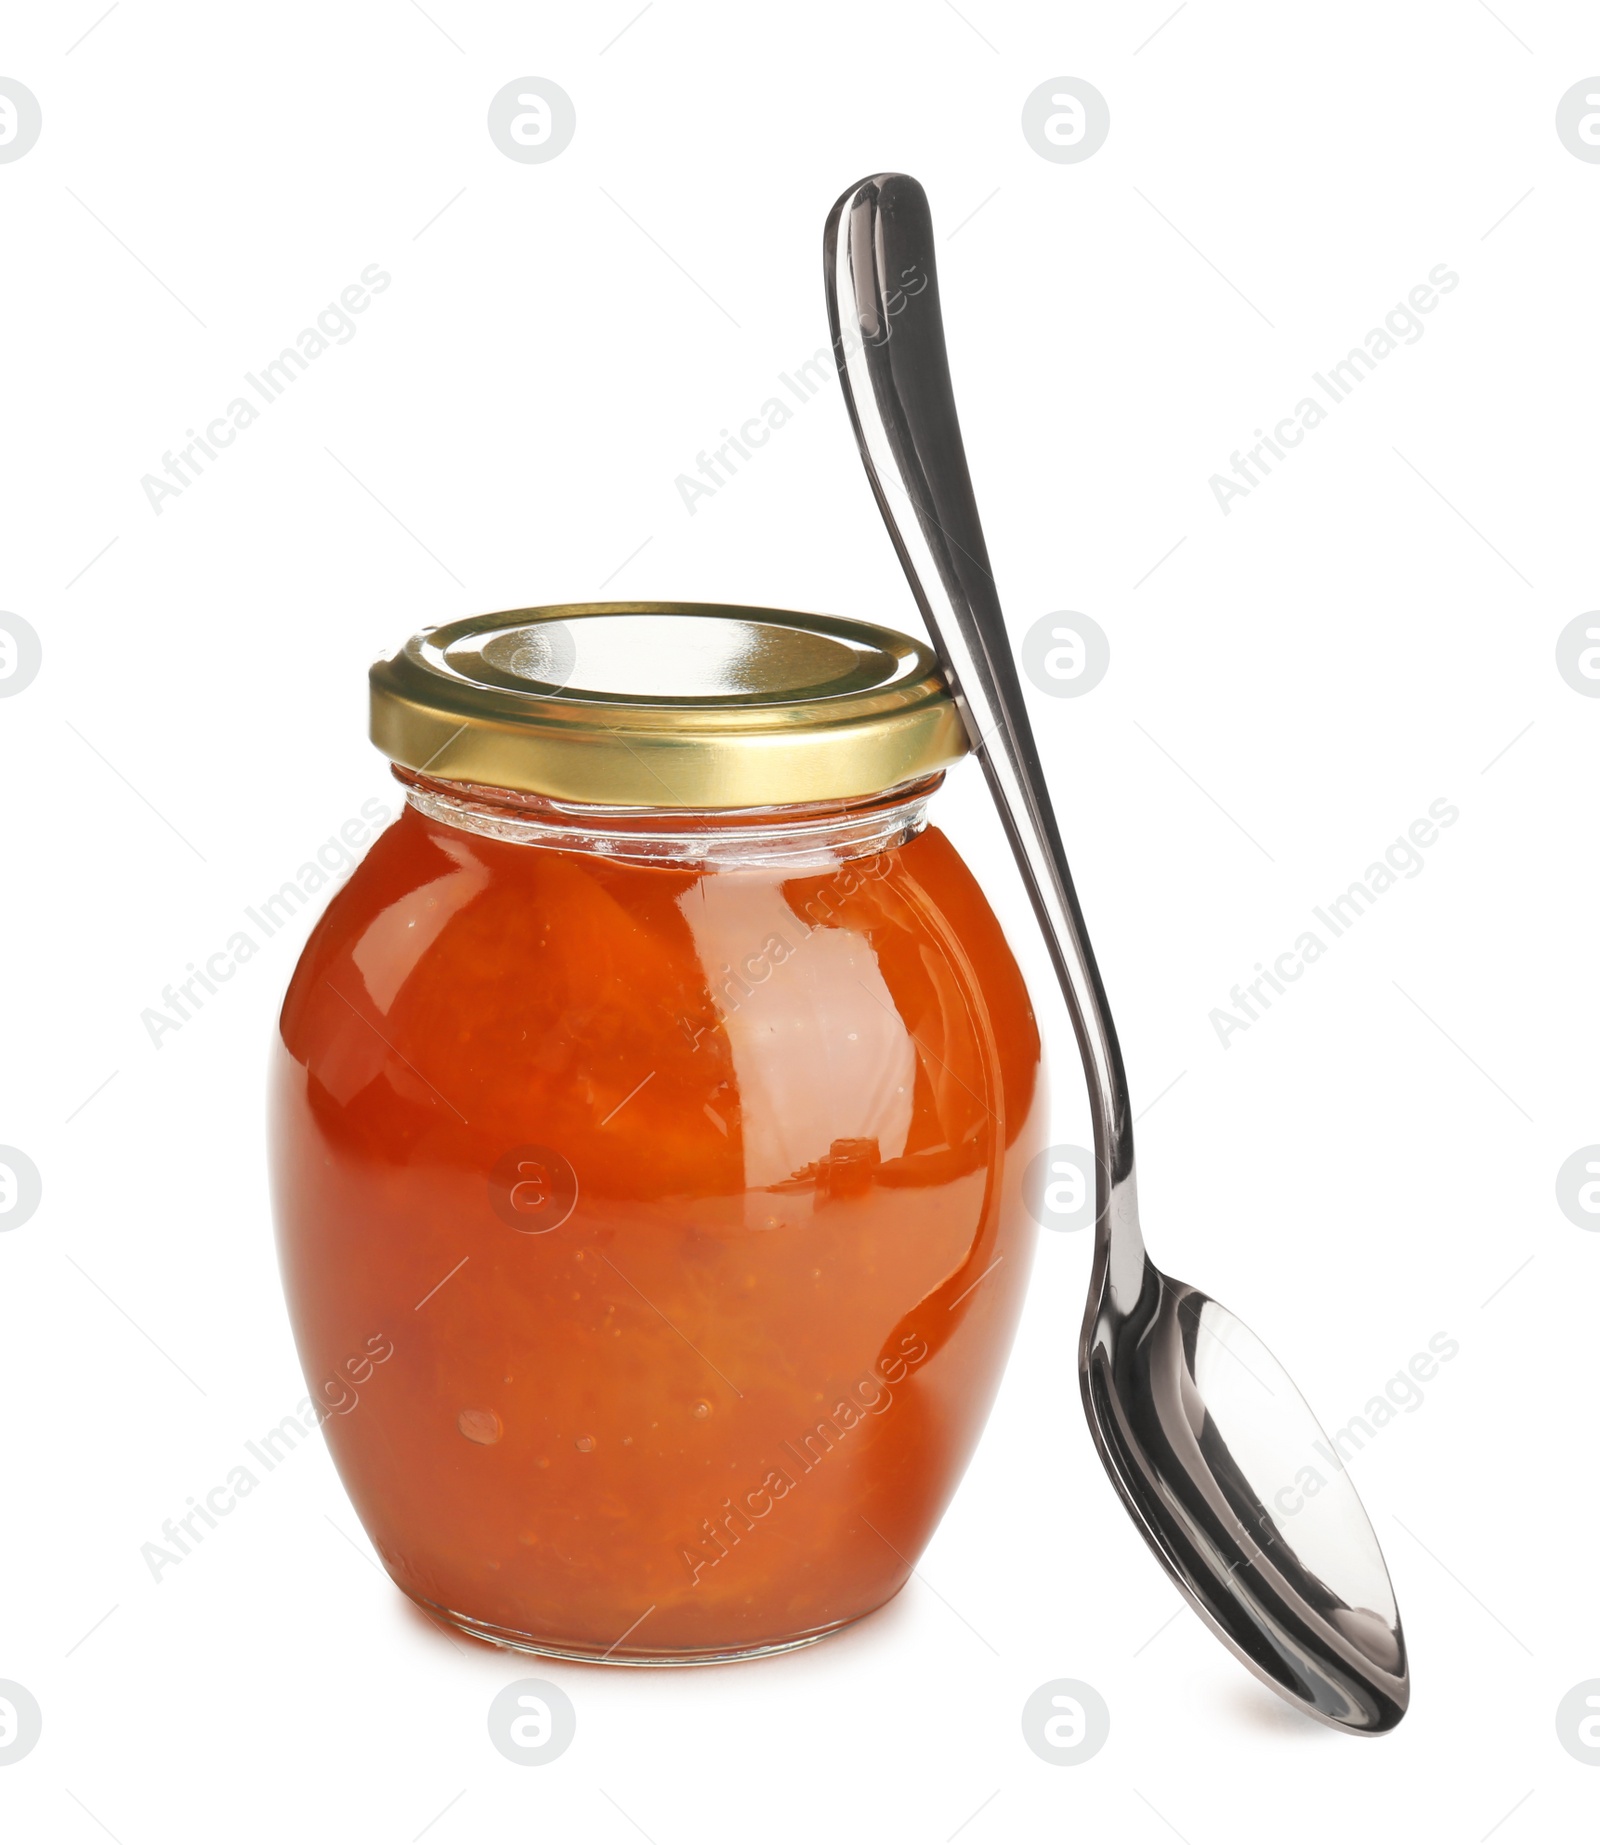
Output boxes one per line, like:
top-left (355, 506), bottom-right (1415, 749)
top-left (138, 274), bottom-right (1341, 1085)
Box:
top-left (270, 602), bottom-right (1045, 1662)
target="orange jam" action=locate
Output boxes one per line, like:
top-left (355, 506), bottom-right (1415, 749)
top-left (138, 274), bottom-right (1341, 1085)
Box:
top-left (271, 776), bottom-right (1044, 1660)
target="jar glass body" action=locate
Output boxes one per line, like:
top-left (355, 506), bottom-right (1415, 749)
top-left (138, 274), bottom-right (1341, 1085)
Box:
top-left (270, 771), bottom-right (1044, 1662)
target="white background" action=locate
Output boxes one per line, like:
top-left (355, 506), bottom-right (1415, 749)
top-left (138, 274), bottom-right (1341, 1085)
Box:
top-left (2, 1), bottom-right (1596, 1838)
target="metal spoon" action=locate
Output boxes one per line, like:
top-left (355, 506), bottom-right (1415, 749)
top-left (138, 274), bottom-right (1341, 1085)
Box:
top-left (824, 173), bottom-right (1408, 1734)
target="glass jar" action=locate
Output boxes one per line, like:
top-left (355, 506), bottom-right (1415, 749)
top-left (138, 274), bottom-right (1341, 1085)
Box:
top-left (270, 603), bottom-right (1044, 1663)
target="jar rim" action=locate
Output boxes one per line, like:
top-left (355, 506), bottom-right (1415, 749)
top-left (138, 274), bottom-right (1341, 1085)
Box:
top-left (369, 602), bottom-right (967, 810)
top-left (397, 767), bottom-right (944, 867)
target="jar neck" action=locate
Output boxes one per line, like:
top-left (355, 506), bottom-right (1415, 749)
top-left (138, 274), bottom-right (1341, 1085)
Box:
top-left (394, 767), bottom-right (942, 869)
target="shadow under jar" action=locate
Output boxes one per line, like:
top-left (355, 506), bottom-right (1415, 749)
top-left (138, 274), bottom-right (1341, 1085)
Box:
top-left (270, 602), bottom-right (1045, 1663)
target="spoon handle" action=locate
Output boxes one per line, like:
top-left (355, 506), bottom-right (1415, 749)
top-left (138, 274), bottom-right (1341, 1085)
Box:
top-left (824, 173), bottom-right (1133, 1195)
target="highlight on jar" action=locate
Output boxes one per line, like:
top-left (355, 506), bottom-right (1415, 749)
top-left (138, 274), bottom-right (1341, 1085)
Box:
top-left (269, 601), bottom-right (1048, 1664)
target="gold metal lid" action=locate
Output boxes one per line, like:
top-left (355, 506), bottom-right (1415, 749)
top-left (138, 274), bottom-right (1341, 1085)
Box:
top-left (369, 602), bottom-right (966, 810)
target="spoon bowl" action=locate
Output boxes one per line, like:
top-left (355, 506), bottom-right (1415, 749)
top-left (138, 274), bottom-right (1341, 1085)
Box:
top-left (1086, 1246), bottom-right (1407, 1730)
top-left (824, 171), bottom-right (1407, 1733)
